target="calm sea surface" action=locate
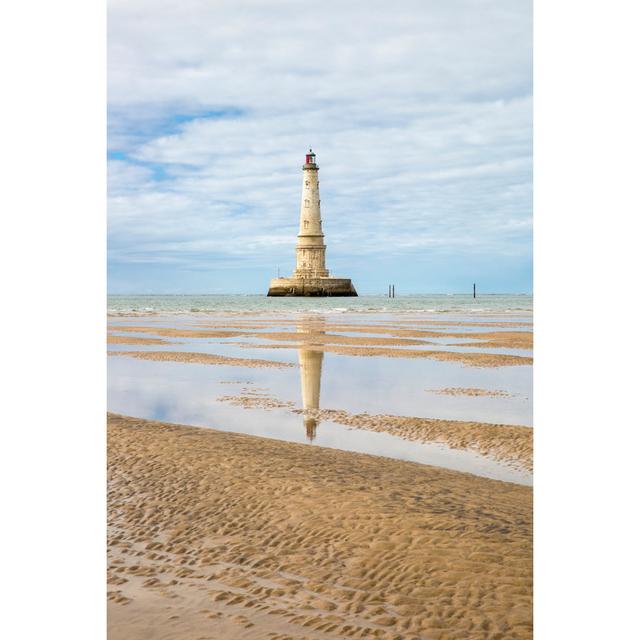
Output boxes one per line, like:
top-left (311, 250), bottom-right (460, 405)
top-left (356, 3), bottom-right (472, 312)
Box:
top-left (108, 293), bottom-right (532, 316)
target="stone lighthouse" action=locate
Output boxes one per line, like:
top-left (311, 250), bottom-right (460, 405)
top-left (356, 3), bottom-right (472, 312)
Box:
top-left (267, 149), bottom-right (357, 296)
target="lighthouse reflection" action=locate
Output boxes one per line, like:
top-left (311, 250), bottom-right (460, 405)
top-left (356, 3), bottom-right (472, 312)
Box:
top-left (297, 318), bottom-right (325, 441)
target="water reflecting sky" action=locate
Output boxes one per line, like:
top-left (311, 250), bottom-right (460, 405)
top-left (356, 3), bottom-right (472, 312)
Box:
top-left (108, 313), bottom-right (532, 485)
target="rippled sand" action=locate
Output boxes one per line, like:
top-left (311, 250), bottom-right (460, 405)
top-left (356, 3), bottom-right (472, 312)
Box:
top-left (108, 414), bottom-right (532, 640)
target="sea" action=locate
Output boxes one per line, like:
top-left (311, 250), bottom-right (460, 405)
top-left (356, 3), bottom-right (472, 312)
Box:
top-left (107, 293), bottom-right (533, 316)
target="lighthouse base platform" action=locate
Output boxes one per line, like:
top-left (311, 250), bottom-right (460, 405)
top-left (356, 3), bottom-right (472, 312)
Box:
top-left (267, 277), bottom-right (357, 297)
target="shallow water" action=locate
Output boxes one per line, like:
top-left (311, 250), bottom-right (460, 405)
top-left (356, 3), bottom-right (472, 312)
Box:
top-left (108, 310), bottom-right (533, 485)
top-left (107, 325), bottom-right (532, 426)
top-left (108, 353), bottom-right (531, 485)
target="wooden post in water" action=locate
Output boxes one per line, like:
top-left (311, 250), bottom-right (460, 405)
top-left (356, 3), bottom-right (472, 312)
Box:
top-left (392, 284), bottom-right (395, 298)
top-left (473, 283), bottom-right (476, 299)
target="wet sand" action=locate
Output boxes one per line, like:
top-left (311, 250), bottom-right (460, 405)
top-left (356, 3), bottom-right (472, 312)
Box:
top-left (110, 321), bottom-right (533, 350)
top-left (277, 326), bottom-right (532, 349)
top-left (193, 319), bottom-right (532, 330)
top-left (255, 331), bottom-right (432, 347)
top-left (237, 342), bottom-right (533, 367)
top-left (219, 394), bottom-right (297, 410)
top-left (108, 350), bottom-right (295, 369)
top-left (428, 387), bottom-right (514, 398)
top-left (217, 395), bottom-right (532, 471)
top-left (448, 333), bottom-right (532, 350)
top-left (107, 334), bottom-right (170, 345)
top-left (108, 312), bottom-right (533, 636)
top-left (108, 413), bottom-right (532, 640)
top-left (108, 325), bottom-right (248, 339)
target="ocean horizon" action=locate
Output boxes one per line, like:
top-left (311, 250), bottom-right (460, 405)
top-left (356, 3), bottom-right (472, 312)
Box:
top-left (107, 293), bottom-right (533, 315)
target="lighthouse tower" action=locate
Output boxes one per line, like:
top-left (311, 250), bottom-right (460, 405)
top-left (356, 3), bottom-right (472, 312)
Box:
top-left (267, 149), bottom-right (357, 296)
top-left (293, 150), bottom-right (329, 279)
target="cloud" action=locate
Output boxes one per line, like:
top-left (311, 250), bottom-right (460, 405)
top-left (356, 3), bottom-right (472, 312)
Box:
top-left (108, 0), bottom-right (532, 293)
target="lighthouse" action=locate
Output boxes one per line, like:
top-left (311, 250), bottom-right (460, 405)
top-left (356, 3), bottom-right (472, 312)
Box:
top-left (267, 149), bottom-right (357, 296)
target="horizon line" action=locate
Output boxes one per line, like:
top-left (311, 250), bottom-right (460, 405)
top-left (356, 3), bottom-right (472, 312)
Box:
top-left (107, 292), bottom-right (533, 296)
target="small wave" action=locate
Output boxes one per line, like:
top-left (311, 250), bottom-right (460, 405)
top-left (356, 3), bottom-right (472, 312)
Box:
top-left (107, 294), bottom-right (533, 317)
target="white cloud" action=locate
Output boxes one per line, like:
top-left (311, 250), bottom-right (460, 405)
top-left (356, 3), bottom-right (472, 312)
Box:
top-left (108, 0), bottom-right (532, 292)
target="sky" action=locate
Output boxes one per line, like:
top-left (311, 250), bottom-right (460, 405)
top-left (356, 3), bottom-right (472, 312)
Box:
top-left (107, 0), bottom-right (532, 295)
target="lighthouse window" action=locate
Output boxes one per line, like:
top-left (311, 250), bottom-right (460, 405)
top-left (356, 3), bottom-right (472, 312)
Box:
top-left (305, 180), bottom-right (309, 187)
top-left (304, 220), bottom-right (309, 229)
top-left (304, 199), bottom-right (310, 208)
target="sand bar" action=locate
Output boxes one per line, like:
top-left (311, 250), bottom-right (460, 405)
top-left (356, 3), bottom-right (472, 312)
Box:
top-left (107, 334), bottom-right (171, 346)
top-left (253, 329), bottom-right (531, 350)
top-left (217, 395), bottom-right (532, 471)
top-left (428, 387), bottom-right (514, 398)
top-left (109, 324), bottom-right (532, 350)
top-left (255, 331), bottom-right (433, 347)
top-left (108, 350), bottom-right (295, 369)
top-left (194, 319), bottom-right (533, 329)
top-left (313, 327), bottom-right (532, 350)
top-left (108, 325), bottom-right (247, 339)
top-left (237, 342), bottom-right (533, 367)
top-left (108, 413), bottom-right (532, 640)
top-left (300, 408), bottom-right (533, 471)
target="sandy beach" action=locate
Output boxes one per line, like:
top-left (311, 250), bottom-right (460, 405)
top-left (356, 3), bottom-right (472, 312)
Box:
top-left (108, 306), bottom-right (533, 637)
top-left (105, 0), bottom-right (536, 630)
top-left (108, 413), bottom-right (532, 640)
